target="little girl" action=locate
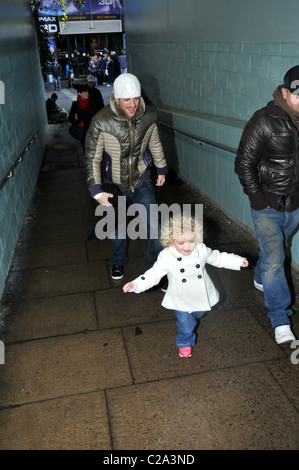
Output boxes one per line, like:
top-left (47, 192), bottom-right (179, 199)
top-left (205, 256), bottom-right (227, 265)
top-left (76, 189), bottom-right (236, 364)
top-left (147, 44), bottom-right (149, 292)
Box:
top-left (123, 215), bottom-right (249, 358)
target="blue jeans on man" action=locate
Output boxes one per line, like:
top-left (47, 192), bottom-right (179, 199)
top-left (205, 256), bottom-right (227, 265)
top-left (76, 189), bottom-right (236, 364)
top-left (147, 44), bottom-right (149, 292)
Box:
top-left (53, 75), bottom-right (61, 90)
top-left (110, 179), bottom-right (162, 267)
top-left (251, 207), bottom-right (299, 329)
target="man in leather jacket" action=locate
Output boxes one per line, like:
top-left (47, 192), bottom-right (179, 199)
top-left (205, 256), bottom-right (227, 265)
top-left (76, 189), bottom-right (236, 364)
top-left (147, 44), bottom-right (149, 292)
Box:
top-left (84, 73), bottom-right (168, 281)
top-left (235, 65), bottom-right (299, 345)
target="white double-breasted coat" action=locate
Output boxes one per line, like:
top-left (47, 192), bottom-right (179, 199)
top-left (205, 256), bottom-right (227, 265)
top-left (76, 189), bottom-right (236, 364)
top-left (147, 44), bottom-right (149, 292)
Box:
top-left (132, 243), bottom-right (245, 312)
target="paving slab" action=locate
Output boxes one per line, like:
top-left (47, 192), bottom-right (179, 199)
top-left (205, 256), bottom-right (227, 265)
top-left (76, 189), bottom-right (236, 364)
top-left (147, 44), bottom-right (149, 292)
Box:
top-left (96, 287), bottom-right (173, 329)
top-left (38, 167), bottom-right (86, 187)
top-left (5, 261), bottom-right (109, 299)
top-left (27, 205), bottom-right (85, 228)
top-left (86, 237), bottom-right (147, 263)
top-left (1, 293), bottom-right (97, 343)
top-left (265, 358), bottom-right (299, 411)
top-left (122, 308), bottom-right (284, 383)
top-left (18, 221), bottom-right (92, 246)
top-left (86, 238), bottom-right (112, 261)
top-left (10, 242), bottom-right (88, 270)
top-left (0, 391), bottom-right (111, 450)
top-left (43, 148), bottom-right (80, 170)
top-left (0, 329), bottom-right (132, 407)
top-left (27, 194), bottom-right (95, 224)
top-left (35, 185), bottom-right (91, 204)
top-left (107, 363), bottom-right (298, 450)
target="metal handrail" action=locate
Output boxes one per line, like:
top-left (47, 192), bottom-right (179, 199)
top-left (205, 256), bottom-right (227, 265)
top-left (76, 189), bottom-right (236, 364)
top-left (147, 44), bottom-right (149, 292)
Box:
top-left (0, 131), bottom-right (38, 191)
top-left (159, 122), bottom-right (237, 155)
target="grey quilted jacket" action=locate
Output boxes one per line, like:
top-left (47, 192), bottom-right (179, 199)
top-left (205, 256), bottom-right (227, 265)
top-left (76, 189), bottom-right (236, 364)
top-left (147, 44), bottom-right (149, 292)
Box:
top-left (84, 92), bottom-right (167, 196)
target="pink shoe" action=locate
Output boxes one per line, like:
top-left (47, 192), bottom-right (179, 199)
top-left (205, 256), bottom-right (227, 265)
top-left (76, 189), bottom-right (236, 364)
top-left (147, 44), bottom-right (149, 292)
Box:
top-left (179, 347), bottom-right (192, 358)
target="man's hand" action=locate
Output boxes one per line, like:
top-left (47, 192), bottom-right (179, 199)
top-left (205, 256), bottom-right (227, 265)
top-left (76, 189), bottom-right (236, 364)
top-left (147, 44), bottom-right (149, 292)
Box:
top-left (96, 192), bottom-right (113, 206)
top-left (156, 175), bottom-right (165, 186)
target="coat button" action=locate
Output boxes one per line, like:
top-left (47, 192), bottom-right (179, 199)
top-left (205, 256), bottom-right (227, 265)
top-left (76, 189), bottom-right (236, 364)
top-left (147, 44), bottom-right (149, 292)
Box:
top-left (196, 264), bottom-right (200, 268)
top-left (141, 276), bottom-right (145, 280)
top-left (180, 268), bottom-right (185, 273)
top-left (177, 257), bottom-right (182, 261)
top-left (182, 278), bottom-right (186, 282)
top-left (197, 275), bottom-right (202, 279)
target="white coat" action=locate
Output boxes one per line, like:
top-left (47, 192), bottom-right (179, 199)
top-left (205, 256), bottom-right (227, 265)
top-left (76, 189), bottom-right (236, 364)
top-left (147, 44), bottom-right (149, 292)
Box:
top-left (132, 243), bottom-right (245, 312)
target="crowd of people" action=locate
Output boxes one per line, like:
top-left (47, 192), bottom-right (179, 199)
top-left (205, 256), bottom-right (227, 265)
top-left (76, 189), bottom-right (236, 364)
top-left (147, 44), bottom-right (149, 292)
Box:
top-left (45, 61), bottom-right (299, 357)
top-left (87, 50), bottom-right (126, 87)
top-left (49, 50), bottom-right (127, 89)
top-left (46, 50), bottom-right (126, 137)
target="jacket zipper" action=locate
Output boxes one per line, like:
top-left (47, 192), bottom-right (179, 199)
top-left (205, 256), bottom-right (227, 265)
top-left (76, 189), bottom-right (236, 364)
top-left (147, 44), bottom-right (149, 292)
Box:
top-left (128, 121), bottom-right (134, 192)
top-left (285, 128), bottom-right (299, 211)
top-left (288, 134), bottom-right (299, 209)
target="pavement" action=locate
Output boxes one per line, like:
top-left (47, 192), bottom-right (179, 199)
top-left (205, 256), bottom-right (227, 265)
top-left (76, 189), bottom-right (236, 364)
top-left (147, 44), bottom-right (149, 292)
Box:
top-left (0, 78), bottom-right (298, 452)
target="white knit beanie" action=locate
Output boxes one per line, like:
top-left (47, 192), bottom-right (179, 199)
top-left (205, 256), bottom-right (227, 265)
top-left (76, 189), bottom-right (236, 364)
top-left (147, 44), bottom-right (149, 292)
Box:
top-left (113, 73), bottom-right (141, 99)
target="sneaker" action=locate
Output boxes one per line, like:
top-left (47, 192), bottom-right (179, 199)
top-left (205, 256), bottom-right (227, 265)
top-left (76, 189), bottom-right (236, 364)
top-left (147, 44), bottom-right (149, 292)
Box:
top-left (179, 347), bottom-right (192, 358)
top-left (111, 264), bottom-right (124, 280)
top-left (254, 280), bottom-right (264, 292)
top-left (275, 325), bottom-right (296, 344)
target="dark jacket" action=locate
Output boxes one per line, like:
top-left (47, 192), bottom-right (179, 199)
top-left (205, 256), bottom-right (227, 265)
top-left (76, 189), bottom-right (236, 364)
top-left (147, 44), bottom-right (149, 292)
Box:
top-left (46, 98), bottom-right (59, 117)
top-left (52, 63), bottom-right (62, 78)
top-left (84, 92), bottom-right (167, 197)
top-left (235, 100), bottom-right (299, 212)
top-left (87, 86), bottom-right (104, 113)
top-left (118, 54), bottom-right (127, 69)
top-left (68, 99), bottom-right (94, 130)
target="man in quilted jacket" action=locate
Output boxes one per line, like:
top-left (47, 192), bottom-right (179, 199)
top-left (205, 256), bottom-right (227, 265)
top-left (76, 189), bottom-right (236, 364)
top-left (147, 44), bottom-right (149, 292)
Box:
top-left (84, 73), bottom-right (168, 281)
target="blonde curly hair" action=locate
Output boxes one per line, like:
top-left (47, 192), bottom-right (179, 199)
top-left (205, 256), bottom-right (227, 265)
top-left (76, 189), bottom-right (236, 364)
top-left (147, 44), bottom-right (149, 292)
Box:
top-left (160, 215), bottom-right (203, 247)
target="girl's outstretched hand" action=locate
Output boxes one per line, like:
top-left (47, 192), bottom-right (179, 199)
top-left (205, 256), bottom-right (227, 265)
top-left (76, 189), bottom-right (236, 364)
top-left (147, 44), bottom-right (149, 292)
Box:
top-left (123, 282), bottom-right (136, 293)
top-left (242, 258), bottom-right (249, 267)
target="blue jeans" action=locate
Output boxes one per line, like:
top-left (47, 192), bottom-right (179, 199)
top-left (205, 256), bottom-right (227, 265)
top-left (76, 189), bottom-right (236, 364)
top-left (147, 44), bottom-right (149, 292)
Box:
top-left (53, 75), bottom-right (60, 90)
top-left (110, 180), bottom-right (163, 266)
top-left (174, 310), bottom-right (206, 348)
top-left (251, 207), bottom-right (299, 329)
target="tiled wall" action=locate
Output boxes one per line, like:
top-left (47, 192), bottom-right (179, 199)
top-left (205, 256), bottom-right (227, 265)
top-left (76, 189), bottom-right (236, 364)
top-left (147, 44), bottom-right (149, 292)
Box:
top-left (0, 2), bottom-right (48, 297)
top-left (129, 42), bottom-right (298, 120)
top-left (127, 41), bottom-right (299, 265)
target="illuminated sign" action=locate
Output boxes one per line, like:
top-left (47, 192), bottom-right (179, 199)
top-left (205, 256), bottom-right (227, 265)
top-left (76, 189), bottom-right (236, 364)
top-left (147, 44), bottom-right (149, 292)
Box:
top-left (38, 0), bottom-right (123, 21)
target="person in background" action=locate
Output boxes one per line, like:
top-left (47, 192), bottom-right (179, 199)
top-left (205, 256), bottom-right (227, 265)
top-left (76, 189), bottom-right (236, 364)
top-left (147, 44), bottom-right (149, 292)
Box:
top-left (51, 59), bottom-right (62, 91)
top-left (89, 55), bottom-right (99, 85)
top-left (105, 55), bottom-right (115, 87)
top-left (235, 65), bottom-right (299, 345)
top-left (69, 84), bottom-right (95, 147)
top-left (97, 55), bottom-right (104, 85)
top-left (86, 75), bottom-right (104, 113)
top-left (118, 50), bottom-right (127, 74)
top-left (46, 93), bottom-right (68, 123)
top-left (66, 60), bottom-right (74, 88)
top-left (101, 53), bottom-right (108, 85)
top-left (111, 51), bottom-right (120, 78)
